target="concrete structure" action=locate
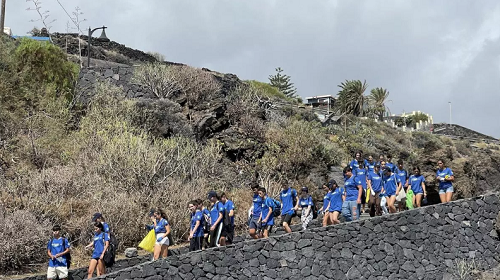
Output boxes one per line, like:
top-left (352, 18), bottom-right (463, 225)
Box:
top-left (304, 95), bottom-right (336, 110)
top-left (3, 26), bottom-right (11, 36)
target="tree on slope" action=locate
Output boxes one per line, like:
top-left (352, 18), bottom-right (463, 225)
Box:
top-left (268, 67), bottom-right (297, 98)
top-left (368, 87), bottom-right (390, 121)
top-left (334, 80), bottom-right (368, 116)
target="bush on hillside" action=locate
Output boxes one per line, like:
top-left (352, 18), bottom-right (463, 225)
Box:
top-left (0, 209), bottom-right (51, 271)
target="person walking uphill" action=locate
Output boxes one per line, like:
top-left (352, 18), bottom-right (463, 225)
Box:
top-left (248, 185), bottom-right (262, 239)
top-left (367, 164), bottom-right (384, 217)
top-left (85, 222), bottom-right (109, 279)
top-left (320, 182), bottom-right (333, 227)
top-left (342, 166), bottom-right (363, 221)
top-left (280, 182), bottom-right (298, 233)
top-left (207, 191), bottom-right (224, 247)
top-left (383, 167), bottom-right (400, 214)
top-left (188, 200), bottom-right (204, 252)
top-left (219, 192), bottom-right (235, 246)
top-left (327, 180), bottom-right (343, 225)
top-left (258, 187), bottom-right (274, 238)
top-left (47, 225), bottom-right (71, 280)
top-left (295, 186), bottom-right (313, 230)
top-left (148, 208), bottom-right (171, 260)
top-left (436, 159), bottom-right (455, 203)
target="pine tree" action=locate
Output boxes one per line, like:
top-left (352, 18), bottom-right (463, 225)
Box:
top-left (268, 67), bottom-right (297, 98)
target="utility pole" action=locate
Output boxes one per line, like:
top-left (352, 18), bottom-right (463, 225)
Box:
top-left (0, 0), bottom-right (6, 36)
top-left (448, 101), bottom-right (452, 129)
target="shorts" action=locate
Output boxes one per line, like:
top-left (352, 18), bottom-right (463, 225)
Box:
top-left (221, 224), bottom-right (234, 243)
top-left (248, 217), bottom-right (261, 230)
top-left (281, 214), bottom-right (293, 225)
top-left (47, 266), bottom-right (68, 279)
top-left (155, 233), bottom-right (170, 246)
top-left (439, 186), bottom-right (454, 194)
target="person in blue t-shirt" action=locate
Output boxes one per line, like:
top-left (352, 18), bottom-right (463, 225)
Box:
top-left (220, 193), bottom-right (235, 246)
top-left (376, 154), bottom-right (385, 167)
top-left (47, 225), bottom-right (70, 280)
top-left (295, 186), bottom-right (314, 230)
top-left (350, 150), bottom-right (368, 170)
top-left (385, 154), bottom-right (396, 173)
top-left (248, 185), bottom-right (262, 239)
top-left (409, 166), bottom-right (427, 207)
top-left (207, 190), bottom-right (225, 247)
top-left (436, 159), bottom-right (454, 203)
top-left (85, 222), bottom-right (109, 278)
top-left (383, 167), bottom-right (400, 214)
top-left (341, 166), bottom-right (363, 221)
top-left (147, 208), bottom-right (171, 260)
top-left (320, 181), bottom-right (333, 227)
top-left (91, 213), bottom-right (110, 239)
top-left (188, 200), bottom-right (204, 251)
top-left (258, 187), bottom-right (275, 238)
top-left (196, 199), bottom-right (211, 249)
top-left (395, 159), bottom-right (409, 212)
top-left (280, 183), bottom-right (298, 233)
top-left (366, 155), bottom-right (376, 173)
top-left (354, 161), bottom-right (368, 213)
top-left (328, 180), bottom-right (344, 225)
top-left (367, 164), bottom-right (384, 217)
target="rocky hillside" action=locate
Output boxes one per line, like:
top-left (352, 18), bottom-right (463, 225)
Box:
top-left (1, 35), bottom-right (500, 275)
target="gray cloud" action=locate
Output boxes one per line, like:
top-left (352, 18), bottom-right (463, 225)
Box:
top-left (5, 0), bottom-right (500, 138)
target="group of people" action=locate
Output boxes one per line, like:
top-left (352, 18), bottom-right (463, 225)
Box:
top-left (47, 213), bottom-right (111, 280)
top-left (45, 152), bottom-right (455, 279)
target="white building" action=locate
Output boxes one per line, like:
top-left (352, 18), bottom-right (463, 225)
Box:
top-left (3, 27), bottom-right (12, 36)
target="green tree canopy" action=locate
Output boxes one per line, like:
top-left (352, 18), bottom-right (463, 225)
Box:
top-left (334, 80), bottom-right (368, 116)
top-left (268, 67), bottom-right (297, 98)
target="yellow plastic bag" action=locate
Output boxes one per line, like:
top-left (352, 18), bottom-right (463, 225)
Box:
top-left (365, 188), bottom-right (371, 203)
top-left (138, 230), bottom-right (156, 252)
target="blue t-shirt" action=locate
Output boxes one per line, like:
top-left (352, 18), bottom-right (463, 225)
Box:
top-left (222, 200), bottom-right (235, 225)
top-left (345, 176), bottom-right (361, 201)
top-left (252, 194), bottom-right (262, 218)
top-left (386, 162), bottom-right (396, 173)
top-left (368, 171), bottom-right (383, 193)
top-left (280, 188), bottom-right (298, 215)
top-left (322, 191), bottom-right (332, 211)
top-left (47, 237), bottom-right (70, 267)
top-left (395, 168), bottom-right (408, 188)
top-left (261, 196), bottom-right (274, 225)
top-left (92, 232), bottom-right (109, 259)
top-left (190, 210), bottom-right (204, 238)
top-left (350, 159), bottom-right (368, 170)
top-left (102, 222), bottom-right (110, 239)
top-left (329, 187), bottom-right (344, 212)
top-left (436, 168), bottom-right (454, 190)
top-left (384, 173), bottom-right (400, 196)
top-left (154, 218), bottom-right (169, 234)
top-left (210, 202), bottom-right (224, 226)
top-left (409, 175), bottom-right (425, 194)
top-left (298, 196), bottom-right (313, 209)
top-left (354, 167), bottom-right (368, 190)
top-left (366, 161), bottom-right (376, 172)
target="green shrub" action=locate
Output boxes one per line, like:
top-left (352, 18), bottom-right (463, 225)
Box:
top-left (247, 80), bottom-right (289, 100)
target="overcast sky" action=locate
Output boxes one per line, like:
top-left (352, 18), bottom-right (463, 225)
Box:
top-left (6, 0), bottom-right (500, 138)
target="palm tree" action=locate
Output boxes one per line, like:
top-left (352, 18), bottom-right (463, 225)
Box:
top-left (368, 87), bottom-right (390, 121)
top-left (334, 80), bottom-right (368, 116)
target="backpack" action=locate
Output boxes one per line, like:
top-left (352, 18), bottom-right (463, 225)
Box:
top-left (311, 196), bottom-right (318, 219)
top-left (202, 210), bottom-right (211, 233)
top-left (50, 237), bottom-right (71, 269)
top-left (103, 231), bottom-right (118, 267)
top-left (220, 202), bottom-right (232, 226)
top-left (270, 198), bottom-right (282, 218)
top-left (291, 190), bottom-right (298, 218)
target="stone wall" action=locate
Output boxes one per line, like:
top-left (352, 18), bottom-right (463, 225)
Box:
top-left (91, 194), bottom-right (500, 279)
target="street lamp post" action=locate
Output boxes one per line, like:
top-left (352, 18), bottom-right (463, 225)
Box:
top-left (87, 25), bottom-right (110, 67)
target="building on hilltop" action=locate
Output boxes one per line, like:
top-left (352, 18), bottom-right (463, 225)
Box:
top-left (304, 95), bottom-right (336, 110)
top-left (3, 27), bottom-right (12, 36)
